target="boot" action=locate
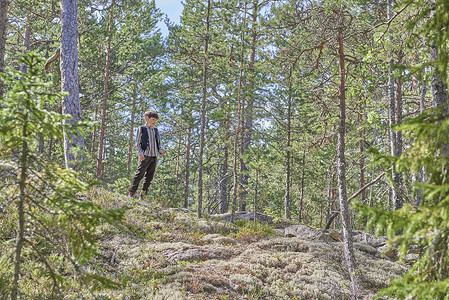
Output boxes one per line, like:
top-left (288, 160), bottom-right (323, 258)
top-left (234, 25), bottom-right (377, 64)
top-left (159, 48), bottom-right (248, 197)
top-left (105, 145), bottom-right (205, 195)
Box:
top-left (140, 191), bottom-right (148, 200)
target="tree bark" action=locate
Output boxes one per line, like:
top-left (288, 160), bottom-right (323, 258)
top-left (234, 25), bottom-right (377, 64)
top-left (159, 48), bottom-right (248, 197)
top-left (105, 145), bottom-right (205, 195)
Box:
top-left (284, 78), bottom-right (292, 220)
top-left (218, 97), bottom-right (230, 213)
top-left (429, 1), bottom-right (449, 158)
top-left (197, 0), bottom-right (211, 218)
top-left (414, 78), bottom-right (427, 207)
top-left (96, 5), bottom-right (113, 179)
top-left (127, 86), bottom-right (137, 176)
top-left (20, 19), bottom-right (30, 73)
top-left (239, 0), bottom-right (259, 211)
top-left (431, 45), bottom-right (449, 159)
top-left (337, 28), bottom-right (360, 295)
top-left (431, 46), bottom-right (449, 113)
top-left (393, 50), bottom-right (404, 209)
top-left (254, 166), bottom-right (258, 222)
top-left (184, 125), bottom-right (191, 209)
top-left (0, 0), bottom-right (9, 98)
top-left (357, 97), bottom-right (366, 205)
top-left (299, 149), bottom-right (306, 223)
top-left (91, 104), bottom-right (98, 153)
top-left (175, 132), bottom-right (182, 179)
top-left (232, 3), bottom-right (247, 222)
top-left (61, 0), bottom-right (84, 169)
top-left (387, 0), bottom-right (401, 209)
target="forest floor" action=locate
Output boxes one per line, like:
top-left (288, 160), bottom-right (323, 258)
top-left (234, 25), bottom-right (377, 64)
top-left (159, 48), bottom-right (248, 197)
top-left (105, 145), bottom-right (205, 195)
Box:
top-left (87, 189), bottom-right (407, 299)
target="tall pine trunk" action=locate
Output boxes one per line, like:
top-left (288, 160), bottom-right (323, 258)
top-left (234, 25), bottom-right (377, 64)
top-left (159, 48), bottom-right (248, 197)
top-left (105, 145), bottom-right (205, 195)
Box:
top-left (414, 78), bottom-right (427, 207)
top-left (337, 28), bottom-right (360, 295)
top-left (96, 5), bottom-right (113, 179)
top-left (0, 0), bottom-right (9, 98)
top-left (358, 118), bottom-right (365, 204)
top-left (431, 46), bottom-right (449, 112)
top-left (184, 125), bottom-right (191, 209)
top-left (386, 0), bottom-right (402, 210)
top-left (298, 149), bottom-right (306, 223)
top-left (428, 1), bottom-right (449, 156)
top-left (20, 18), bottom-right (30, 73)
top-left (393, 50), bottom-right (404, 207)
top-left (232, 3), bottom-right (247, 222)
top-left (197, 0), bottom-right (211, 218)
top-left (431, 45), bottom-right (449, 159)
top-left (127, 86), bottom-right (137, 176)
top-left (218, 97), bottom-right (230, 214)
top-left (284, 77), bottom-right (292, 219)
top-left (61, 0), bottom-right (84, 169)
top-left (91, 105), bottom-right (98, 153)
top-left (239, 0), bottom-right (260, 210)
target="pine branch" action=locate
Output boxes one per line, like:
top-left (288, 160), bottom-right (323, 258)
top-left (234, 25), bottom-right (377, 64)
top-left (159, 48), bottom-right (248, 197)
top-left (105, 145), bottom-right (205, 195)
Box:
top-left (325, 170), bottom-right (387, 230)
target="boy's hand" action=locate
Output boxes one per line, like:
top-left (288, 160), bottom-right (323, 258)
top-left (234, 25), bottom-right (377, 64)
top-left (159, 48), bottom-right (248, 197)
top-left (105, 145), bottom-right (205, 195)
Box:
top-left (139, 154), bottom-right (145, 161)
top-left (159, 151), bottom-right (164, 157)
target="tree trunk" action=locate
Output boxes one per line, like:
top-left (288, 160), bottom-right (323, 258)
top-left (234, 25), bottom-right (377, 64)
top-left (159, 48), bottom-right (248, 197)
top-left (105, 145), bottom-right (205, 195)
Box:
top-left (184, 125), bottom-right (191, 209)
top-left (358, 97), bottom-right (366, 205)
top-left (176, 132), bottom-right (182, 179)
top-left (96, 5), bottom-right (113, 179)
top-left (60, 0), bottom-right (84, 169)
top-left (91, 104), bottom-right (98, 153)
top-left (239, 0), bottom-right (259, 211)
top-left (20, 20), bottom-right (30, 73)
top-left (299, 149), bottom-right (306, 223)
top-left (284, 78), bottom-right (292, 220)
top-left (430, 46), bottom-right (449, 120)
top-left (431, 45), bottom-right (449, 159)
top-left (0, 0), bottom-right (9, 98)
top-left (393, 50), bottom-right (404, 209)
top-left (218, 146), bottom-right (229, 213)
top-left (337, 29), bottom-right (360, 295)
top-left (197, 0), bottom-right (211, 218)
top-left (429, 0), bottom-right (449, 156)
top-left (414, 79), bottom-right (427, 207)
top-left (359, 142), bottom-right (365, 203)
top-left (387, 0), bottom-right (401, 209)
top-left (218, 101), bottom-right (229, 213)
top-left (325, 156), bottom-right (336, 226)
top-left (127, 86), bottom-right (137, 176)
top-left (254, 167), bottom-right (258, 223)
top-left (431, 46), bottom-right (449, 112)
top-left (232, 3), bottom-right (247, 222)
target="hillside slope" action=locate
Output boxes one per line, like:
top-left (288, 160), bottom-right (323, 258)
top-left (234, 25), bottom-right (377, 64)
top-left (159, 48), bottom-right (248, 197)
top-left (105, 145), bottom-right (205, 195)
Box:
top-left (90, 190), bottom-right (407, 299)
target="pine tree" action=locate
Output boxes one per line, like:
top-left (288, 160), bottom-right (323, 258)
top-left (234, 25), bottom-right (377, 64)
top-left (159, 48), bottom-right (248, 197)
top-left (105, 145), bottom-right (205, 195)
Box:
top-left (60, 0), bottom-right (84, 168)
top-left (0, 53), bottom-right (126, 299)
top-left (356, 0), bottom-right (449, 297)
top-left (0, 0), bottom-right (8, 97)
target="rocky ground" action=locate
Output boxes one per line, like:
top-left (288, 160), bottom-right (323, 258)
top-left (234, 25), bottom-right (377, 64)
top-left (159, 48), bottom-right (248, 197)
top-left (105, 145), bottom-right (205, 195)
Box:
top-left (89, 190), bottom-right (408, 300)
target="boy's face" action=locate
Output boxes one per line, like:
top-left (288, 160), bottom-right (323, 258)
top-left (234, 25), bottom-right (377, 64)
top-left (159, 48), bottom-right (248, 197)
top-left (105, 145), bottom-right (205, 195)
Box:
top-left (146, 116), bottom-right (158, 127)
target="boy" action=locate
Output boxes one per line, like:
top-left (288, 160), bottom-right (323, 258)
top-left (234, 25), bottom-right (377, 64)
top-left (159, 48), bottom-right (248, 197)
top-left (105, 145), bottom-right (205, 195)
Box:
top-left (129, 110), bottom-right (164, 199)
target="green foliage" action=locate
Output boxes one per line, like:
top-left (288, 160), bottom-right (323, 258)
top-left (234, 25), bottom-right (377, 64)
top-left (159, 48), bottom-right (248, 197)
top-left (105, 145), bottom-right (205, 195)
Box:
top-left (0, 53), bottom-right (127, 297)
top-left (109, 177), bottom-right (131, 194)
top-left (400, 0), bottom-right (449, 82)
top-left (76, 0), bottom-right (163, 182)
top-left (232, 219), bottom-right (274, 242)
top-left (355, 106), bottom-right (449, 299)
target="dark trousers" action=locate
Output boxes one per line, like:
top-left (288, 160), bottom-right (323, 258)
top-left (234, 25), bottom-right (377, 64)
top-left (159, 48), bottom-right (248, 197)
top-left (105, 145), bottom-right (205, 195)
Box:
top-left (129, 156), bottom-right (157, 194)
